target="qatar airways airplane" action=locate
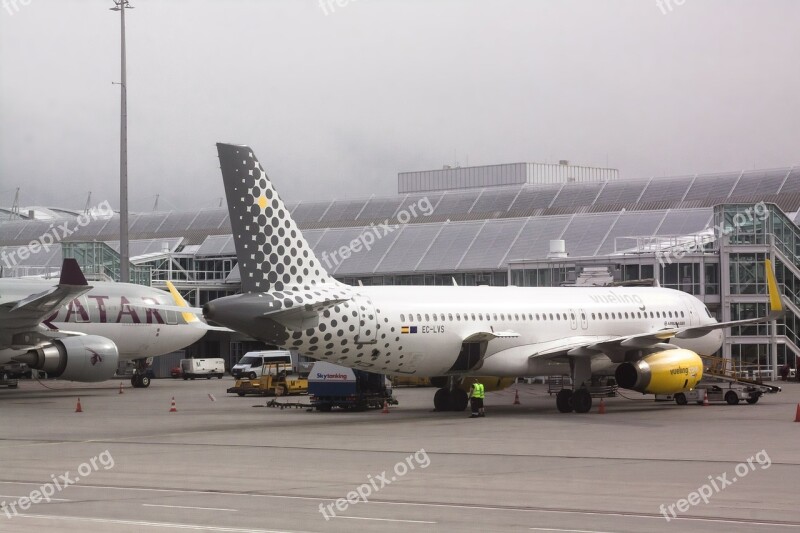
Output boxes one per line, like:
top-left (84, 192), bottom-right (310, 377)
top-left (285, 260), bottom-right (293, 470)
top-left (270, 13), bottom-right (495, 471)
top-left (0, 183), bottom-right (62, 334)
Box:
top-left (0, 259), bottom-right (208, 387)
top-left (202, 143), bottom-right (783, 413)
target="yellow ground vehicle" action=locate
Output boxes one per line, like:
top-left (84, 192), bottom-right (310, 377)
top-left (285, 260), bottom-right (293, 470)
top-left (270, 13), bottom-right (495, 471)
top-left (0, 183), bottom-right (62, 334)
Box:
top-left (227, 362), bottom-right (308, 397)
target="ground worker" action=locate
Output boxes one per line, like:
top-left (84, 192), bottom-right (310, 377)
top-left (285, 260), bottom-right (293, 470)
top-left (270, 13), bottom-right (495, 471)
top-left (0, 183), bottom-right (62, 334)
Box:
top-left (468, 381), bottom-right (485, 418)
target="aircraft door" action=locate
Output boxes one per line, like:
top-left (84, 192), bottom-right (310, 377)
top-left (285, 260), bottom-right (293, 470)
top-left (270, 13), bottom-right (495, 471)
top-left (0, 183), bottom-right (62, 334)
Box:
top-left (579, 308), bottom-right (588, 330)
top-left (568, 309), bottom-right (578, 330)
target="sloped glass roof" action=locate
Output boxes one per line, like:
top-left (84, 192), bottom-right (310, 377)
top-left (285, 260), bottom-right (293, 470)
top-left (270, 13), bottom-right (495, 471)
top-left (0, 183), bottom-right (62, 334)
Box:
top-left (374, 224), bottom-right (442, 274)
top-left (638, 176), bottom-right (694, 204)
top-left (458, 219), bottom-right (527, 270)
top-left (683, 173), bottom-right (738, 202)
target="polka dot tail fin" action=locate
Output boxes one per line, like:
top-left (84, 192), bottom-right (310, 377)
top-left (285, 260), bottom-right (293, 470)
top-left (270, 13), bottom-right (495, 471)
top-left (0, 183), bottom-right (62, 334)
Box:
top-left (216, 143), bottom-right (343, 294)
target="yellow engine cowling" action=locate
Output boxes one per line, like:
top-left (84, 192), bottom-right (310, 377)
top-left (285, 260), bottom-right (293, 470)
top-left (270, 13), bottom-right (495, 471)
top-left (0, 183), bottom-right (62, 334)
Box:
top-left (615, 349), bottom-right (703, 394)
top-left (458, 377), bottom-right (516, 393)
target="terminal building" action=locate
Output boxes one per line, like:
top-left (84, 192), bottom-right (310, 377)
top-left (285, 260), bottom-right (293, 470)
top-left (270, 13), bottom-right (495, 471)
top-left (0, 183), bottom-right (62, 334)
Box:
top-left (2, 161), bottom-right (799, 377)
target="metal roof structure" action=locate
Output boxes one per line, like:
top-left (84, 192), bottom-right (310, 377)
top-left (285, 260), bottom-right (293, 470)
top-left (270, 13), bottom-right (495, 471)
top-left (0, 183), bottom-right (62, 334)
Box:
top-left (1, 166), bottom-right (797, 277)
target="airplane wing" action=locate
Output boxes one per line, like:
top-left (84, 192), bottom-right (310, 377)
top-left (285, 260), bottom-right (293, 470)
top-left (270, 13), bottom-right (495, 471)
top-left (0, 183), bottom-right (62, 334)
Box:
top-left (0, 259), bottom-right (92, 350)
top-left (527, 259), bottom-right (784, 361)
top-left (463, 330), bottom-right (520, 343)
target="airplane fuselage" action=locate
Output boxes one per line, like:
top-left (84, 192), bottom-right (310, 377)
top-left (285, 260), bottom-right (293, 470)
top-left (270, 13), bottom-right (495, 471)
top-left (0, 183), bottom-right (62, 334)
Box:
top-left (0, 280), bottom-right (203, 363)
top-left (206, 284), bottom-right (723, 377)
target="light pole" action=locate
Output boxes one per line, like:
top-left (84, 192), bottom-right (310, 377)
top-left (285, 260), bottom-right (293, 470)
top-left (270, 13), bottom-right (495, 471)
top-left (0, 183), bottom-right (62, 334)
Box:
top-left (111, 0), bottom-right (133, 283)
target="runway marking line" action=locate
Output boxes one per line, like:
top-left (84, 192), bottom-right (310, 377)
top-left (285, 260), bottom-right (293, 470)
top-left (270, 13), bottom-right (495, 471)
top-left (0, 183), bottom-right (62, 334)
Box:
top-left (0, 494), bottom-right (70, 502)
top-left (530, 509), bottom-right (800, 528)
top-left (16, 513), bottom-right (314, 533)
top-left (143, 503), bottom-right (238, 512)
top-left (336, 516), bottom-right (436, 524)
top-left (529, 529), bottom-right (615, 533)
top-left (2, 481), bottom-right (798, 529)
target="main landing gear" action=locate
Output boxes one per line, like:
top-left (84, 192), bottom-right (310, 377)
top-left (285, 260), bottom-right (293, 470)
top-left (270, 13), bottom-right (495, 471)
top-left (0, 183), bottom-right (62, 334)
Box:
top-left (556, 357), bottom-right (594, 413)
top-left (556, 388), bottom-right (593, 413)
top-left (433, 387), bottom-right (469, 412)
top-left (431, 377), bottom-right (469, 412)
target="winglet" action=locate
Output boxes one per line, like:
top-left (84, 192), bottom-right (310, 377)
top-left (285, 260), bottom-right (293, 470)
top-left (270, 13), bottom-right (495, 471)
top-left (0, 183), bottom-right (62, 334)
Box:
top-left (166, 281), bottom-right (199, 324)
top-left (59, 258), bottom-right (88, 286)
top-left (765, 259), bottom-right (783, 314)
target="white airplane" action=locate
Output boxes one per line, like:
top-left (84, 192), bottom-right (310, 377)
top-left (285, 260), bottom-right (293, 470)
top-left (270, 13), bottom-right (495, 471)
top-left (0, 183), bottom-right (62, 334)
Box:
top-left (202, 143), bottom-right (784, 413)
top-left (0, 259), bottom-right (207, 387)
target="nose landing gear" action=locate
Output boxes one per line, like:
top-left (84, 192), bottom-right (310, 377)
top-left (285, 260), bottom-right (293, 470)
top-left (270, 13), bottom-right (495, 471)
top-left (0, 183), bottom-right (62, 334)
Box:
top-left (130, 357), bottom-right (153, 388)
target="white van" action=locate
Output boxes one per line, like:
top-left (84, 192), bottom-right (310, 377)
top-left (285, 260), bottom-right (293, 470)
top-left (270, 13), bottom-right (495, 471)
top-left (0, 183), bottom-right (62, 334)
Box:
top-left (180, 358), bottom-right (225, 380)
top-left (231, 350), bottom-right (292, 379)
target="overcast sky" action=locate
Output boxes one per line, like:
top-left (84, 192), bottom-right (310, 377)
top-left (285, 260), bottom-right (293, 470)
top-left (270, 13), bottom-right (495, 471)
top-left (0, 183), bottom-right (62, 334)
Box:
top-left (1, 0), bottom-right (798, 212)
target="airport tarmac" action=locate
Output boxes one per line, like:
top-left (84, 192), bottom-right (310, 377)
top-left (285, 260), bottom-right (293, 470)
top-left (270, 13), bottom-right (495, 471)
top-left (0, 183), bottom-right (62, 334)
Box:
top-left (0, 378), bottom-right (798, 533)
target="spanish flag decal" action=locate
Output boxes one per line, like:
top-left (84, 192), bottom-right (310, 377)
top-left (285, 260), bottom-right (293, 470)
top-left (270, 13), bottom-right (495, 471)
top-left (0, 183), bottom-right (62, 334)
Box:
top-left (401, 326), bottom-right (410, 334)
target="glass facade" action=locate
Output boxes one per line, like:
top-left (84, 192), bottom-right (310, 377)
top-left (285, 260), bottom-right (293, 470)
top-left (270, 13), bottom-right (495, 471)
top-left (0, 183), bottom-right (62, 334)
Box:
top-left (660, 262), bottom-right (700, 294)
top-left (509, 267), bottom-right (575, 287)
top-left (729, 253), bottom-right (767, 295)
top-left (63, 242), bottom-right (151, 286)
top-left (715, 204), bottom-right (800, 371)
top-left (730, 302), bottom-right (770, 336)
top-left (730, 343), bottom-right (773, 375)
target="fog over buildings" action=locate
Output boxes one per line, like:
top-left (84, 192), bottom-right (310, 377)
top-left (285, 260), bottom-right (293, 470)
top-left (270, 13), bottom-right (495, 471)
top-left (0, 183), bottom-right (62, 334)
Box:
top-left (1, 0), bottom-right (798, 211)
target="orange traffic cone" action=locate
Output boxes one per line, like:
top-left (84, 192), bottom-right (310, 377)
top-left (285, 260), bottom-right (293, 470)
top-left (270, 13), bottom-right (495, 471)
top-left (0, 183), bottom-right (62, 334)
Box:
top-left (513, 389), bottom-right (521, 405)
top-left (382, 400), bottom-right (390, 414)
top-left (75, 398), bottom-right (83, 413)
top-left (169, 397), bottom-right (177, 413)
top-left (794, 403), bottom-right (800, 422)
top-left (119, 382), bottom-right (124, 394)
top-left (703, 389), bottom-right (709, 406)
top-left (598, 397), bottom-right (606, 414)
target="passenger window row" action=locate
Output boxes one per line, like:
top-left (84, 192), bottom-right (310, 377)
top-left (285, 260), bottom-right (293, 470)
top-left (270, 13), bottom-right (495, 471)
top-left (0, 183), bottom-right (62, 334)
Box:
top-left (398, 310), bottom-right (686, 322)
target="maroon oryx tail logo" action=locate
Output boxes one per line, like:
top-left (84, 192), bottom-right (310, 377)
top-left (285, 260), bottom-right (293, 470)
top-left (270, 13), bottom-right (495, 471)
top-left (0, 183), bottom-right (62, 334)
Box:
top-left (89, 349), bottom-right (103, 366)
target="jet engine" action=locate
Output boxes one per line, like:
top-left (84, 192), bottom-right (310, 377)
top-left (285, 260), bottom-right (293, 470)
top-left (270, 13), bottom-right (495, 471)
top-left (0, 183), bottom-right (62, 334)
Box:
top-left (15, 335), bottom-right (119, 382)
top-left (615, 349), bottom-right (703, 394)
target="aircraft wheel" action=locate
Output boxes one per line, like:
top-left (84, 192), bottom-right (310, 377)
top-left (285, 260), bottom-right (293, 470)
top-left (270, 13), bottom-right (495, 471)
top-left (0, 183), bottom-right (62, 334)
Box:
top-left (674, 393), bottom-right (687, 405)
top-left (433, 388), bottom-right (453, 411)
top-left (140, 376), bottom-right (151, 388)
top-left (725, 391), bottom-right (739, 405)
top-left (556, 389), bottom-right (574, 413)
top-left (451, 389), bottom-right (469, 412)
top-left (572, 389), bottom-right (592, 413)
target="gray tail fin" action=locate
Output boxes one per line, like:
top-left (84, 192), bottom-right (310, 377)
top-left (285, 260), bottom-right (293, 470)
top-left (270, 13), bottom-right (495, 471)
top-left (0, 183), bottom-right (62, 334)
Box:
top-left (217, 143), bottom-right (339, 293)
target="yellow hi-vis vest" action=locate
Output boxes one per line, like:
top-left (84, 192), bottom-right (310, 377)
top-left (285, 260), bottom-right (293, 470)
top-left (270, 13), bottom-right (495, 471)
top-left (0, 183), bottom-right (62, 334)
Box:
top-left (472, 382), bottom-right (485, 399)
